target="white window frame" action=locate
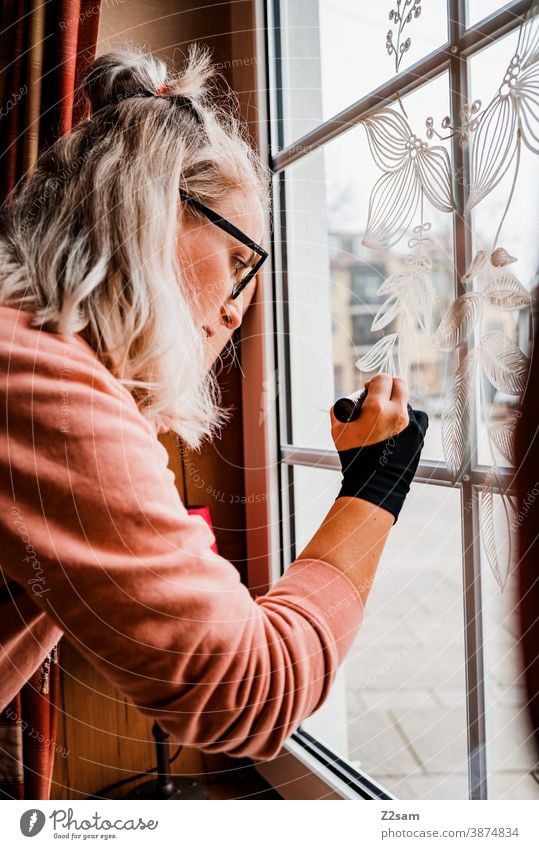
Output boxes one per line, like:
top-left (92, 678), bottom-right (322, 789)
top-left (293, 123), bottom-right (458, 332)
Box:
top-left (240, 0), bottom-right (531, 800)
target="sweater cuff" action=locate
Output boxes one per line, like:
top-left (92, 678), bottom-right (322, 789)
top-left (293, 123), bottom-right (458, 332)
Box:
top-left (259, 558), bottom-right (364, 665)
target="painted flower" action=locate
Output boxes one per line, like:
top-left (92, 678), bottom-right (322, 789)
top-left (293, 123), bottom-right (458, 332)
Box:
top-left (360, 107), bottom-right (455, 248)
top-left (464, 0), bottom-right (538, 213)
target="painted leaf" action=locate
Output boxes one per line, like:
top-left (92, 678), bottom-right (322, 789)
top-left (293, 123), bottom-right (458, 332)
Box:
top-left (490, 247), bottom-right (517, 267)
top-left (355, 333), bottom-right (397, 374)
top-left (442, 348), bottom-right (478, 483)
top-left (480, 331), bottom-right (529, 395)
top-left (488, 421), bottom-right (516, 464)
top-left (415, 145), bottom-right (455, 212)
top-left (479, 484), bottom-right (512, 592)
top-left (370, 293), bottom-right (405, 331)
top-left (362, 159), bottom-right (421, 249)
top-left (464, 94), bottom-right (518, 215)
top-left (397, 312), bottom-right (415, 378)
top-left (483, 270), bottom-right (532, 310)
top-left (415, 271), bottom-right (433, 334)
top-left (515, 0), bottom-right (539, 155)
top-left (377, 269), bottom-right (432, 334)
top-left (516, 65), bottom-right (539, 155)
top-left (377, 270), bottom-right (416, 296)
top-left (431, 293), bottom-right (482, 352)
top-left (361, 107), bottom-right (411, 172)
top-left (462, 249), bottom-right (487, 283)
top-left (517, 0), bottom-right (539, 70)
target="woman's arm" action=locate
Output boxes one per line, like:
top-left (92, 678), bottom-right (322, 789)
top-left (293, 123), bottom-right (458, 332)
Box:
top-left (1, 324), bottom-right (363, 761)
top-left (296, 498), bottom-right (393, 610)
top-left (297, 374), bottom-right (415, 609)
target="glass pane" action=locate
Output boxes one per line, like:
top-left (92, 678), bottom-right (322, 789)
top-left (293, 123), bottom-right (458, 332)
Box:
top-left (283, 73), bottom-right (456, 461)
top-left (283, 145), bottom-right (336, 451)
top-left (292, 463), bottom-right (342, 555)
top-left (466, 1), bottom-right (516, 28)
top-left (480, 492), bottom-right (539, 799)
top-left (295, 479), bottom-right (468, 799)
top-left (468, 31), bottom-right (538, 468)
top-left (277, 0), bottom-right (448, 148)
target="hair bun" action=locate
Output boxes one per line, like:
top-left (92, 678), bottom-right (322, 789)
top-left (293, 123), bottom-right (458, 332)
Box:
top-left (83, 45), bottom-right (215, 114)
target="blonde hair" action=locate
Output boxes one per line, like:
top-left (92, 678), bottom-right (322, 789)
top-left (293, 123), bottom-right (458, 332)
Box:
top-left (0, 45), bottom-right (271, 449)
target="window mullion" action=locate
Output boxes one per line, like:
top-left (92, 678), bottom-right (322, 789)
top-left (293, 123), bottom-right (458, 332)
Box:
top-left (269, 0), bottom-right (296, 572)
top-left (280, 446), bottom-right (515, 491)
top-left (274, 171), bottom-right (296, 568)
top-left (459, 0), bottom-right (531, 55)
top-left (448, 0), bottom-right (488, 801)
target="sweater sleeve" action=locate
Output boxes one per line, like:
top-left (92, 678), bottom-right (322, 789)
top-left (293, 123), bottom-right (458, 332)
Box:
top-left (0, 331), bottom-right (364, 760)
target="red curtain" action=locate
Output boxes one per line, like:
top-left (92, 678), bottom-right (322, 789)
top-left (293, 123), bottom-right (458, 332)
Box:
top-left (0, 0), bottom-right (103, 800)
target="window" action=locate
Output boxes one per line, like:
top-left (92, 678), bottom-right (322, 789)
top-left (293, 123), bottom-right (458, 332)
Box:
top-left (257, 0), bottom-right (539, 800)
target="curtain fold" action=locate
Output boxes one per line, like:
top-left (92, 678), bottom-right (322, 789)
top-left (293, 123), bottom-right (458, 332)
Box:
top-left (0, 0), bottom-right (103, 800)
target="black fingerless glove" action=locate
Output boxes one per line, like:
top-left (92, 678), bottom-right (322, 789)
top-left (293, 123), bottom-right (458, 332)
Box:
top-left (335, 405), bottom-right (429, 524)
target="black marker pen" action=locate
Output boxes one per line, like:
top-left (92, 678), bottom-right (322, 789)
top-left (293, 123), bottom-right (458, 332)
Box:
top-left (332, 387), bottom-right (368, 423)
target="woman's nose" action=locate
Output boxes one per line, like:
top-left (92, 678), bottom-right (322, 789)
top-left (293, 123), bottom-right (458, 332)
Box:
top-left (220, 297), bottom-right (243, 330)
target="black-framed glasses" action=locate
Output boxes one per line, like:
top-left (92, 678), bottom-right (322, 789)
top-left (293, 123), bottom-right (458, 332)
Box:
top-left (179, 189), bottom-right (268, 300)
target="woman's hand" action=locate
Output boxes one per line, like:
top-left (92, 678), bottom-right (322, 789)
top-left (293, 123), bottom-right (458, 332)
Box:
top-left (330, 373), bottom-right (409, 452)
top-left (330, 373), bottom-right (429, 524)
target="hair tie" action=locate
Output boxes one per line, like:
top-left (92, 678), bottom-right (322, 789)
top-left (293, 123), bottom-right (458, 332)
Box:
top-left (110, 85), bottom-right (202, 125)
top-left (155, 85), bottom-right (200, 124)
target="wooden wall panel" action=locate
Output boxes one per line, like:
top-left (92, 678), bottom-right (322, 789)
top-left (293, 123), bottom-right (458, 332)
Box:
top-left (181, 366), bottom-right (248, 578)
top-left (51, 642), bottom-right (204, 800)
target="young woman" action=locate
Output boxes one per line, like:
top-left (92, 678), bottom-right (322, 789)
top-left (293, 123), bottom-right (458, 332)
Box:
top-left (0, 46), bottom-right (428, 760)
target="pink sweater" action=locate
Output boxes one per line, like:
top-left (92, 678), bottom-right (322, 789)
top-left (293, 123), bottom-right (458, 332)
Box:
top-left (0, 304), bottom-right (363, 760)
